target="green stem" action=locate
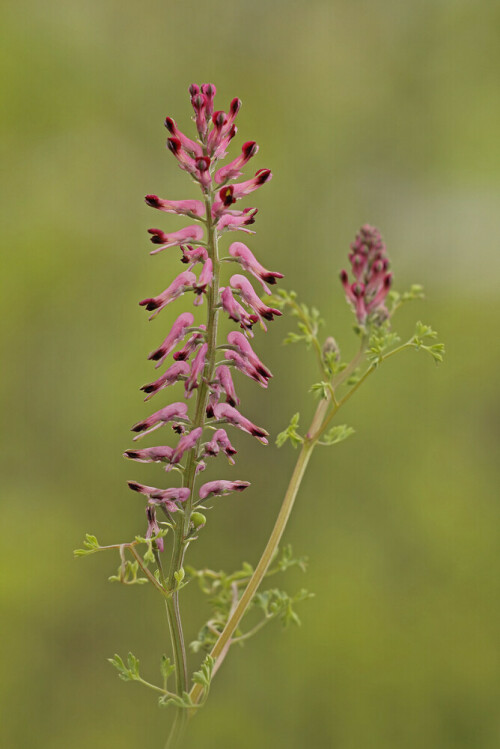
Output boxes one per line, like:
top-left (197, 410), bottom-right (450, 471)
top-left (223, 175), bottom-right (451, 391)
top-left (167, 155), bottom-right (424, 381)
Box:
top-left (164, 188), bottom-right (220, 747)
top-left (189, 434), bottom-right (315, 707)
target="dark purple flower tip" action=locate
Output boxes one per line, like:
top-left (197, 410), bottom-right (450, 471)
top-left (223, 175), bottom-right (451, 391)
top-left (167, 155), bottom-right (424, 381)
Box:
top-left (261, 272), bottom-right (284, 284)
top-left (124, 451), bottom-right (140, 460)
top-left (260, 308), bottom-right (282, 321)
top-left (242, 141), bottom-right (258, 159)
top-left (255, 168), bottom-right (272, 185)
top-left (172, 423), bottom-right (185, 434)
top-left (192, 94), bottom-right (204, 111)
top-left (145, 194), bottom-right (160, 208)
top-left (139, 298), bottom-right (160, 311)
top-left (230, 98), bottom-right (241, 116)
top-left (167, 137), bottom-right (181, 155)
top-left (195, 156), bottom-right (210, 172)
top-left (219, 186), bottom-right (236, 207)
top-left (127, 481), bottom-right (142, 492)
top-left (201, 83), bottom-right (216, 97)
top-left (140, 384), bottom-right (155, 393)
top-left (189, 84), bottom-right (200, 97)
top-left (164, 116), bottom-right (175, 133)
top-left (340, 270), bottom-right (349, 283)
top-left (212, 111), bottom-right (226, 127)
top-left (147, 228), bottom-right (167, 244)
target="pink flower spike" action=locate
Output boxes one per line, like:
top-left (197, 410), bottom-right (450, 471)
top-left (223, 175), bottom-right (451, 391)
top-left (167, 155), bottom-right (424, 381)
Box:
top-left (220, 286), bottom-right (258, 335)
top-left (214, 141), bottom-right (259, 185)
top-left (139, 271), bottom-right (196, 318)
top-left (193, 259), bottom-right (213, 305)
top-left (230, 274), bottom-right (282, 327)
top-left (216, 208), bottom-right (258, 234)
top-left (226, 331), bottom-right (273, 380)
top-left (167, 427), bottom-right (203, 470)
top-left (216, 364), bottom-right (240, 406)
top-left (164, 117), bottom-right (203, 158)
top-left (148, 312), bottom-right (194, 368)
top-left (199, 479), bottom-right (250, 501)
top-left (131, 402), bottom-right (189, 441)
top-left (145, 506), bottom-right (164, 551)
top-left (228, 242), bottom-right (284, 294)
top-left (145, 195), bottom-right (205, 219)
top-left (140, 361), bottom-right (190, 400)
top-left (123, 446), bottom-right (174, 464)
top-left (185, 343), bottom-right (208, 398)
top-left (173, 326), bottom-right (206, 362)
top-left (148, 225), bottom-right (204, 254)
top-left (213, 403), bottom-right (269, 444)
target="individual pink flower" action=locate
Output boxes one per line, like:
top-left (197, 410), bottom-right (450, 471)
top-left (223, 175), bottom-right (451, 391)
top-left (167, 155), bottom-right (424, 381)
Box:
top-left (206, 382), bottom-right (221, 418)
top-left (166, 427), bottom-right (203, 471)
top-left (214, 141), bottom-right (259, 185)
top-left (203, 429), bottom-right (237, 464)
top-left (215, 364), bottom-right (239, 406)
top-left (216, 208), bottom-right (258, 234)
top-left (148, 312), bottom-right (194, 367)
top-left (226, 331), bottom-right (273, 381)
top-left (193, 259), bottom-right (213, 305)
top-left (224, 350), bottom-right (268, 387)
top-left (207, 111), bottom-right (228, 154)
top-left (228, 242), bottom-right (283, 294)
top-left (145, 506), bottom-right (164, 550)
top-left (131, 402), bottom-right (189, 440)
top-left (213, 169), bottom-right (272, 214)
top-left (123, 446), bottom-right (174, 464)
top-left (147, 225), bottom-right (204, 255)
top-left (145, 195), bottom-right (205, 219)
top-left (190, 85), bottom-right (208, 138)
top-left (199, 479), bottom-right (250, 500)
top-left (128, 481), bottom-right (191, 512)
top-left (173, 326), bottom-right (206, 362)
top-left (213, 403), bottom-right (269, 444)
top-left (180, 246), bottom-right (208, 266)
top-left (185, 343), bottom-right (208, 398)
top-left (164, 117), bottom-right (203, 158)
top-left (201, 83), bottom-right (217, 118)
top-left (220, 286), bottom-right (258, 335)
top-left (139, 271), bottom-right (196, 318)
top-left (212, 123), bottom-right (237, 161)
top-left (140, 361), bottom-right (190, 399)
top-left (230, 274), bottom-right (282, 329)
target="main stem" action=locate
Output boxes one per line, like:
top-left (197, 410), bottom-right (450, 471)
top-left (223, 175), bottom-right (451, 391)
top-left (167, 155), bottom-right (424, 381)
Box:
top-left (188, 338), bottom-right (369, 707)
top-left (165, 187), bottom-right (219, 747)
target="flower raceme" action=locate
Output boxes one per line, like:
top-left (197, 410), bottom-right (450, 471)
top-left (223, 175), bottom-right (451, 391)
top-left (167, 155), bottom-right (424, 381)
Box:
top-left (340, 224), bottom-right (392, 326)
top-left (125, 83), bottom-right (282, 541)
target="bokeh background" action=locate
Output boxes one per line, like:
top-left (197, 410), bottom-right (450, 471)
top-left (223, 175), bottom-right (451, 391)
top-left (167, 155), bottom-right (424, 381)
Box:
top-left (2, 1), bottom-right (499, 747)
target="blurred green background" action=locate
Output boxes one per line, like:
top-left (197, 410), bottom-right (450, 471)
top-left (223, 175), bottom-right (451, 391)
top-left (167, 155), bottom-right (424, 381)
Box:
top-left (1, 0), bottom-right (499, 747)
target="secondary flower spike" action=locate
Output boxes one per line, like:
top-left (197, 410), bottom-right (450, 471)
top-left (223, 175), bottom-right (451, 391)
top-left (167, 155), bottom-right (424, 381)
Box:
top-left (340, 225), bottom-right (392, 325)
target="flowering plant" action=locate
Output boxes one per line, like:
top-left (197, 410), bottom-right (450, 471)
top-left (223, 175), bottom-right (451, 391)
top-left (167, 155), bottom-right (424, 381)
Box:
top-left (76, 84), bottom-right (444, 748)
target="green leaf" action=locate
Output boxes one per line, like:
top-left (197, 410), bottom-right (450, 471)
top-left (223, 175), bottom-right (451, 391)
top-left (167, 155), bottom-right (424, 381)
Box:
top-left (321, 424), bottom-right (355, 446)
top-left (310, 381), bottom-right (330, 400)
top-left (276, 412), bottom-right (303, 448)
top-left (160, 655), bottom-right (175, 689)
top-left (108, 651), bottom-right (140, 682)
top-left (73, 533), bottom-right (100, 557)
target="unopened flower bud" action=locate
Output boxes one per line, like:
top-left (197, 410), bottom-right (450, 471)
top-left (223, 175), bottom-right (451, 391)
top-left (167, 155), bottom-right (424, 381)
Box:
top-left (191, 512), bottom-right (206, 529)
top-left (322, 336), bottom-right (340, 362)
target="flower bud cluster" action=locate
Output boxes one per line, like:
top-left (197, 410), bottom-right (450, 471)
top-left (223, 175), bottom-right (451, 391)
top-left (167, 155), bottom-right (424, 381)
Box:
top-left (124, 84), bottom-right (282, 543)
top-left (340, 224), bottom-right (392, 326)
